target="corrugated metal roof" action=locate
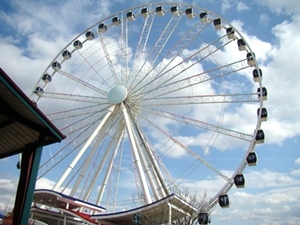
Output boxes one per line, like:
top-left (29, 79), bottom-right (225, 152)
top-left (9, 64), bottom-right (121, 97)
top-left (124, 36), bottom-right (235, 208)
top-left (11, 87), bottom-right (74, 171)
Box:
top-left (0, 68), bottom-right (65, 159)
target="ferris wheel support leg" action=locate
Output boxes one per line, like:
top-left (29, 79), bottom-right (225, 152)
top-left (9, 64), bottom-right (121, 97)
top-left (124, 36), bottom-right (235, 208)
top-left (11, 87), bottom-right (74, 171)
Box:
top-left (53, 105), bottom-right (116, 192)
top-left (83, 128), bottom-right (123, 202)
top-left (96, 125), bottom-right (125, 206)
top-left (70, 116), bottom-right (112, 197)
top-left (121, 103), bottom-right (152, 204)
top-left (128, 111), bottom-right (170, 199)
top-left (132, 130), bottom-right (161, 201)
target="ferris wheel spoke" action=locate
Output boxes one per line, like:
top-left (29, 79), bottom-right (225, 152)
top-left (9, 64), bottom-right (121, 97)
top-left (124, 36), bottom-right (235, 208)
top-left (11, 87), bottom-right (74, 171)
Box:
top-left (129, 14), bottom-right (183, 93)
top-left (41, 91), bottom-right (108, 104)
top-left (131, 36), bottom-right (236, 99)
top-left (49, 106), bottom-right (110, 135)
top-left (54, 69), bottom-right (108, 96)
top-left (136, 59), bottom-right (248, 100)
top-left (98, 33), bottom-right (120, 84)
top-left (141, 93), bottom-right (258, 106)
top-left (130, 22), bottom-right (211, 95)
top-left (74, 45), bottom-right (113, 88)
top-left (47, 103), bottom-right (106, 122)
top-left (143, 107), bottom-right (253, 142)
top-left (120, 16), bottom-right (130, 86)
top-left (128, 14), bottom-right (155, 89)
top-left (142, 115), bottom-right (231, 182)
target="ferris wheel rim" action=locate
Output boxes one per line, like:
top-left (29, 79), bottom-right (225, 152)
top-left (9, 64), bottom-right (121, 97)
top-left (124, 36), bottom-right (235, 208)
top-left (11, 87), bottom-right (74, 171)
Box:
top-left (31, 2), bottom-right (266, 219)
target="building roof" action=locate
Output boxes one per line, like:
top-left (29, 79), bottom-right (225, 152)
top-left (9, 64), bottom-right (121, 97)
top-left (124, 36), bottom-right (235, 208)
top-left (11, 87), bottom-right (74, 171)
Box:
top-left (92, 194), bottom-right (197, 225)
top-left (0, 68), bottom-right (65, 159)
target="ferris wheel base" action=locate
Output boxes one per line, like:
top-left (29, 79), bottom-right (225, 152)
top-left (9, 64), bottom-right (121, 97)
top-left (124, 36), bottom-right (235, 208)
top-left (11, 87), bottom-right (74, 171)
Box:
top-left (32, 190), bottom-right (197, 225)
top-left (91, 194), bottom-right (197, 224)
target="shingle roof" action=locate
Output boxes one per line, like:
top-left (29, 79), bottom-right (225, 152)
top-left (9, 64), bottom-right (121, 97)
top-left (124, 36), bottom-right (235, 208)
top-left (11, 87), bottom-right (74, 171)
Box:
top-left (0, 68), bottom-right (65, 159)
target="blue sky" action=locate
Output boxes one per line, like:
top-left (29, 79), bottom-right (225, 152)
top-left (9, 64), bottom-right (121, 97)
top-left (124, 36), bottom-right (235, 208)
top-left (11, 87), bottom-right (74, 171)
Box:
top-left (0, 0), bottom-right (299, 225)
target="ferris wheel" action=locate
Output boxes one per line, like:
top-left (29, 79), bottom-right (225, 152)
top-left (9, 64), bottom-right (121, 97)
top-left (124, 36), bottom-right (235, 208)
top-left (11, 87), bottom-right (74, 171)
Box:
top-left (31, 2), bottom-right (267, 224)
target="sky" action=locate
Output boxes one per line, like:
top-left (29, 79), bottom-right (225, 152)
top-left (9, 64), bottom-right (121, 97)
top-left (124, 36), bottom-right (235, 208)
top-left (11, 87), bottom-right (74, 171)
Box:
top-left (0, 0), bottom-right (300, 225)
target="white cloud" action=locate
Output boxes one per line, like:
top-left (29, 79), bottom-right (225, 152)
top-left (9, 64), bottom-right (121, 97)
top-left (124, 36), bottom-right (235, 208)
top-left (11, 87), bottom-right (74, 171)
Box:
top-left (0, 178), bottom-right (18, 213)
top-left (246, 170), bottom-right (299, 188)
top-left (35, 177), bottom-right (56, 190)
top-left (291, 169), bottom-right (300, 176)
top-left (259, 13), bottom-right (271, 26)
top-left (262, 192), bottom-right (297, 204)
top-left (236, 2), bottom-right (250, 12)
top-left (295, 158), bottom-right (300, 165)
top-left (254, 0), bottom-right (300, 14)
top-left (221, 0), bottom-right (233, 13)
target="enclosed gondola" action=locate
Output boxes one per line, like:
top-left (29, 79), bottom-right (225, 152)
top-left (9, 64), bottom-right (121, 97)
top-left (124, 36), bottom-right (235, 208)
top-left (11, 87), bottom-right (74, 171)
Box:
top-left (237, 39), bottom-right (246, 51)
top-left (200, 12), bottom-right (208, 23)
top-left (257, 87), bottom-right (268, 101)
top-left (253, 68), bottom-right (262, 82)
top-left (42, 73), bottom-right (52, 83)
top-left (185, 8), bottom-right (194, 19)
top-left (62, 50), bottom-right (71, 60)
top-left (51, 61), bottom-right (61, 71)
top-left (73, 40), bottom-right (82, 49)
top-left (98, 23), bottom-right (107, 33)
top-left (257, 107), bottom-right (268, 121)
top-left (198, 213), bottom-right (211, 225)
top-left (255, 129), bottom-right (265, 143)
top-left (156, 6), bottom-right (164, 16)
top-left (226, 27), bottom-right (235, 39)
top-left (218, 194), bottom-right (230, 208)
top-left (85, 31), bottom-right (95, 40)
top-left (213, 18), bottom-right (222, 30)
top-left (234, 174), bottom-right (245, 188)
top-left (247, 152), bottom-right (257, 166)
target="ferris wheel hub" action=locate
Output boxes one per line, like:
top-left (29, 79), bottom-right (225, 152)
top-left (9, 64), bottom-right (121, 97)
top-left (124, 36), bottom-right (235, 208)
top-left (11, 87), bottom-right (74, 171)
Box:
top-left (108, 85), bottom-right (128, 104)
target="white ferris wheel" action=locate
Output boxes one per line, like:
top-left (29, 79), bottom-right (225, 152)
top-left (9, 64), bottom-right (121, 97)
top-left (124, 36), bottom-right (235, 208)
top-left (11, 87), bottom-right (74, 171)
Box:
top-left (31, 2), bottom-right (267, 224)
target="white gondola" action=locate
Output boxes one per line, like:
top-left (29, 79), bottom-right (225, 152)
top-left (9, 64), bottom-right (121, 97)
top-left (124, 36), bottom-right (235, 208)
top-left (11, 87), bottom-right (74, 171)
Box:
top-left (255, 129), bottom-right (265, 144)
top-left (141, 7), bottom-right (149, 18)
top-left (200, 12), bottom-right (208, 23)
top-left (98, 23), bottom-right (107, 33)
top-left (73, 40), bottom-right (83, 49)
top-left (51, 61), bottom-right (61, 71)
top-left (42, 73), bottom-right (52, 83)
top-left (156, 6), bottom-right (164, 16)
top-left (185, 8), bottom-right (194, 19)
top-left (247, 52), bottom-right (256, 67)
top-left (86, 31), bottom-right (95, 40)
top-left (257, 107), bottom-right (268, 122)
top-left (253, 68), bottom-right (262, 82)
top-left (112, 16), bottom-right (121, 26)
top-left (34, 87), bottom-right (44, 97)
top-left (62, 50), bottom-right (71, 60)
top-left (198, 213), bottom-right (211, 225)
top-left (213, 18), bottom-right (222, 30)
top-left (218, 194), bottom-right (230, 208)
top-left (257, 87), bottom-right (267, 101)
top-left (126, 11), bottom-right (135, 21)
top-left (247, 152), bottom-right (257, 166)
top-left (237, 39), bottom-right (246, 51)
top-left (234, 174), bottom-right (245, 188)
top-left (226, 27), bottom-right (235, 39)
top-left (170, 6), bottom-right (179, 16)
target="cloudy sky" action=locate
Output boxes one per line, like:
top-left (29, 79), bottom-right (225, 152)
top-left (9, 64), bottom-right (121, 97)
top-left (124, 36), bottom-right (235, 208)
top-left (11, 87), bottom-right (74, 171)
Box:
top-left (0, 0), bottom-right (299, 225)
